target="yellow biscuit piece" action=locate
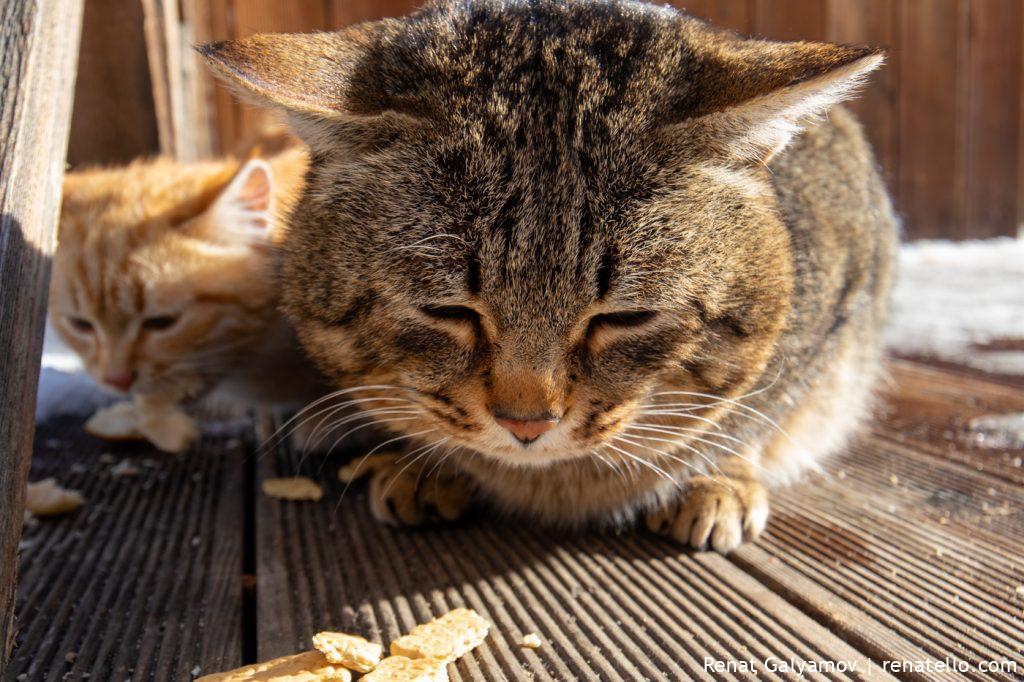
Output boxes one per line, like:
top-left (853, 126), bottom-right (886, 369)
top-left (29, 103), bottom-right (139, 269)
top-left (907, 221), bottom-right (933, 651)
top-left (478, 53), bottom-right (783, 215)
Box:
top-left (84, 402), bottom-right (144, 441)
top-left (312, 631), bottom-right (382, 673)
top-left (521, 633), bottom-right (542, 649)
top-left (389, 609), bottom-right (490, 663)
top-left (25, 478), bottom-right (84, 517)
top-left (262, 477), bottom-right (324, 501)
top-left (196, 651), bottom-right (351, 681)
top-left (361, 656), bottom-right (448, 682)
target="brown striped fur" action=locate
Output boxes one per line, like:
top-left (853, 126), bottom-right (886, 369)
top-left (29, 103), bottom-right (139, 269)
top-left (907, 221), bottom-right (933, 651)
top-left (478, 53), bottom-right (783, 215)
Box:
top-left (200, 0), bottom-right (898, 551)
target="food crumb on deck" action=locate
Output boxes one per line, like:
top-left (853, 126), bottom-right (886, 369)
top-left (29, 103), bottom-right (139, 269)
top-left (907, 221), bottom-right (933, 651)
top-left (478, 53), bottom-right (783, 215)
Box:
top-left (521, 633), bottom-right (542, 649)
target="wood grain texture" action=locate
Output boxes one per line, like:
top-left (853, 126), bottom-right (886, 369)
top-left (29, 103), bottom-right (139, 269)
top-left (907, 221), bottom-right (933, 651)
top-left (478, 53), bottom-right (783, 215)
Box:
top-left (7, 419), bottom-right (247, 680)
top-left (325, 0), bottom-right (427, 28)
top-left (826, 0), bottom-right (900, 192)
top-left (898, 0), bottom-right (965, 240)
top-left (250, 359), bottom-right (1024, 680)
top-left (964, 0), bottom-right (1023, 239)
top-left (255, 442), bottom-right (894, 680)
top-left (66, 0), bottom-right (160, 167)
top-left (141, 0), bottom-right (178, 158)
top-left (671, 0), bottom-right (753, 35)
top-left (752, 0), bottom-right (826, 41)
top-left (0, 0), bottom-right (83, 667)
top-left (11, 360), bottom-right (1024, 678)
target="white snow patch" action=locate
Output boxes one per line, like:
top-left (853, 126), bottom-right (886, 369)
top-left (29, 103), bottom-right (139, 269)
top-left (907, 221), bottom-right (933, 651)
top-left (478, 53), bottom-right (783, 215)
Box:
top-left (886, 237), bottom-right (1024, 375)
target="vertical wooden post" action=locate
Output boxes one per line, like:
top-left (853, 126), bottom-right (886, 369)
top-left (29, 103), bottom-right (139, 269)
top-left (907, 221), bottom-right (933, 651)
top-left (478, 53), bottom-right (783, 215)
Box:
top-left (0, 0), bottom-right (84, 668)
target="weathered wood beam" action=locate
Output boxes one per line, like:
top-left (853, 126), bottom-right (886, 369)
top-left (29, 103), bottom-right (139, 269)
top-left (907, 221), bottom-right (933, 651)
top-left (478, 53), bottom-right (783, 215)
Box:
top-left (0, 0), bottom-right (84, 667)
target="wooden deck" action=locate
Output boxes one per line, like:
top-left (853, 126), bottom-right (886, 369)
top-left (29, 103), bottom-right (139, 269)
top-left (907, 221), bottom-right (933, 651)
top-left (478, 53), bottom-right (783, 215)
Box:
top-left (7, 359), bottom-right (1024, 680)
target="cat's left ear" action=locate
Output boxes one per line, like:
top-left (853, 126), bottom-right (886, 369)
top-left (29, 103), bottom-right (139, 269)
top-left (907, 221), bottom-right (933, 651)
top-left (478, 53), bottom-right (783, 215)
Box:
top-left (208, 159), bottom-right (276, 243)
top-left (673, 37), bottom-right (885, 164)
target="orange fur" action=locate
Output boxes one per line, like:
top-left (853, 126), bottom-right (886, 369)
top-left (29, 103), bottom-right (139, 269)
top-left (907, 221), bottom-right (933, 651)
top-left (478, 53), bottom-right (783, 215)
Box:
top-left (51, 141), bottom-right (324, 418)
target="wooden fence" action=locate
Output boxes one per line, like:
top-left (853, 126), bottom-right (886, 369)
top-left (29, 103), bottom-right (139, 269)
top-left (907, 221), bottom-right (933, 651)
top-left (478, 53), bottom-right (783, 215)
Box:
top-left (70, 0), bottom-right (1024, 241)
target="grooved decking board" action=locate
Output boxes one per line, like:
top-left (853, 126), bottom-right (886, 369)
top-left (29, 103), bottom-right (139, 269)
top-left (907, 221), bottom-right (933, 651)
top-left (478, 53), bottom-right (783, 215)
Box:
top-left (255, 447), bottom-right (891, 681)
top-left (6, 416), bottom-right (245, 681)
top-left (731, 360), bottom-right (1024, 682)
top-left (11, 359), bottom-right (1023, 680)
top-left (254, 360), bottom-right (1023, 680)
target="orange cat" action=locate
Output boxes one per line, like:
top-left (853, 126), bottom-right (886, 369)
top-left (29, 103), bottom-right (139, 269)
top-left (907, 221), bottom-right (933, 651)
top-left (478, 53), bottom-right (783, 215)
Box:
top-left (51, 141), bottom-right (328, 452)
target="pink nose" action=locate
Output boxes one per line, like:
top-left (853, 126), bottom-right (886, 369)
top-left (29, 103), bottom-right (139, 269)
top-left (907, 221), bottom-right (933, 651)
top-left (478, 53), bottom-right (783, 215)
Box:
top-left (495, 416), bottom-right (559, 444)
top-left (103, 372), bottom-right (135, 391)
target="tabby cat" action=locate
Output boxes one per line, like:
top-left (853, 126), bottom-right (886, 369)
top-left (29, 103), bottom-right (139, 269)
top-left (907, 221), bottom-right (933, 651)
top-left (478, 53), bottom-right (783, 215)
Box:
top-left (201, 0), bottom-right (897, 551)
top-left (51, 142), bottom-right (329, 452)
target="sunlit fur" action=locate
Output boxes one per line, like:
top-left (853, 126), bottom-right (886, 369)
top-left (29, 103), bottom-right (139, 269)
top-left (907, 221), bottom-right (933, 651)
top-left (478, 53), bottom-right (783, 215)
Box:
top-left (50, 144), bottom-right (327, 412)
top-left (202, 0), bottom-right (898, 529)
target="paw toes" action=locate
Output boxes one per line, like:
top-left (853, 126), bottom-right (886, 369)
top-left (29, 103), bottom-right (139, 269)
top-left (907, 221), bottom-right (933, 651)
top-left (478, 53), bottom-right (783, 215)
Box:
top-left (681, 500), bottom-right (716, 549)
top-left (369, 467), bottom-right (425, 527)
top-left (368, 464), bottom-right (472, 527)
top-left (653, 477), bottom-right (769, 553)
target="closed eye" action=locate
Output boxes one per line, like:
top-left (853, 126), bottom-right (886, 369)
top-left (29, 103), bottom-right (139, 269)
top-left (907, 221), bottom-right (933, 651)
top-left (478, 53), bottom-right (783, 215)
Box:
top-left (68, 316), bottom-right (94, 333)
top-left (590, 310), bottom-right (658, 329)
top-left (421, 305), bottom-right (480, 323)
top-left (142, 315), bottom-right (179, 331)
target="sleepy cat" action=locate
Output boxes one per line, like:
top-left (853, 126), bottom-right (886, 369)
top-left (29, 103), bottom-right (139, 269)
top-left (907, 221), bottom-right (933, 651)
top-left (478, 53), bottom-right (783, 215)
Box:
top-left (201, 0), bottom-right (898, 551)
top-left (51, 142), bottom-right (332, 452)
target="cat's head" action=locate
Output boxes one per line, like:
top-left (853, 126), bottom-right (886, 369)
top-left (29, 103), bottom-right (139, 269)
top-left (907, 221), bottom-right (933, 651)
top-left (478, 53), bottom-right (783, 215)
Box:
top-left (51, 151), bottom-right (304, 398)
top-left (201, 0), bottom-right (882, 465)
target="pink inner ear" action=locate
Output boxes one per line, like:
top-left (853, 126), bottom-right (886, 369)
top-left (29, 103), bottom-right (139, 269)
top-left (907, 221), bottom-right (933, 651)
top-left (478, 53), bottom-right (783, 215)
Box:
top-left (238, 168), bottom-right (271, 213)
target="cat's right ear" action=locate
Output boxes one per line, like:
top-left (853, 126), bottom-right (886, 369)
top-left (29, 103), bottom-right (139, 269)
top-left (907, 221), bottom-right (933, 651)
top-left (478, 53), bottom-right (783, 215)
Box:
top-left (207, 159), bottom-right (276, 244)
top-left (197, 25), bottom-right (410, 121)
top-left (199, 32), bottom-right (349, 118)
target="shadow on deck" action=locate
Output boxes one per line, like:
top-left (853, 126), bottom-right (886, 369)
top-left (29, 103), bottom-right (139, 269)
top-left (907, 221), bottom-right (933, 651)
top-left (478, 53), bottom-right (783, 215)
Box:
top-left (8, 359), bottom-right (1024, 681)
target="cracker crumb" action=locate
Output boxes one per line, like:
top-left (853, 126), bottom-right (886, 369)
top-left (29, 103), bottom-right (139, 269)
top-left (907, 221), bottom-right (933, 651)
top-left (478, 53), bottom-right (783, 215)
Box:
top-left (521, 633), bottom-right (542, 649)
top-left (312, 631), bottom-right (382, 672)
top-left (110, 460), bottom-right (142, 477)
top-left (390, 608), bottom-right (490, 663)
top-left (889, 474), bottom-right (899, 485)
top-left (262, 477), bottom-right (323, 502)
top-left (362, 655), bottom-right (448, 682)
top-left (195, 651), bottom-right (350, 681)
top-left (84, 402), bottom-right (144, 441)
top-left (25, 479), bottom-right (84, 517)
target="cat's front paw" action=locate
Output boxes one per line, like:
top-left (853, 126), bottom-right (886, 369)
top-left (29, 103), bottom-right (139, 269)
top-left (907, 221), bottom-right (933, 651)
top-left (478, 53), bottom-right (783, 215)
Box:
top-left (646, 476), bottom-right (769, 553)
top-left (367, 457), bottom-right (474, 527)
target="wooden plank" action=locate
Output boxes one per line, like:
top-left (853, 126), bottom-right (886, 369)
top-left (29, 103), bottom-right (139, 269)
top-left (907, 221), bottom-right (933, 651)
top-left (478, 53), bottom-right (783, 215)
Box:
top-left (203, 0), bottom-right (238, 157)
top-left (325, 0), bottom-right (426, 29)
top-left (874, 360), bottom-right (1024, 485)
top-left (66, 0), bottom-right (160, 167)
top-left (179, 0), bottom-right (220, 159)
top-left (897, 0), bottom-right (965, 240)
top-left (752, 0), bottom-right (827, 41)
top-left (672, 0), bottom-right (753, 35)
top-left (731, 360), bottom-right (1024, 681)
top-left (227, 1), bottom-right (329, 155)
top-left (255, 424), bottom-right (894, 679)
top-left (0, 0), bottom-right (84, 666)
top-left (140, 0), bottom-right (180, 158)
top-left (7, 417), bottom-right (246, 678)
top-left (826, 0), bottom-right (900, 191)
top-left (964, 0), bottom-right (1023, 238)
